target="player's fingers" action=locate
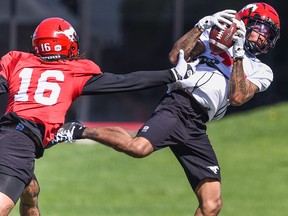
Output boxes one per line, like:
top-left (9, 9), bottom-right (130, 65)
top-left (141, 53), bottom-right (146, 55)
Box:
top-left (214, 20), bottom-right (227, 30)
top-left (233, 19), bottom-right (243, 28)
top-left (218, 17), bottom-right (233, 26)
top-left (177, 49), bottom-right (186, 67)
top-left (233, 30), bottom-right (245, 41)
top-left (179, 49), bottom-right (184, 59)
top-left (220, 9), bottom-right (237, 15)
top-left (237, 29), bottom-right (246, 37)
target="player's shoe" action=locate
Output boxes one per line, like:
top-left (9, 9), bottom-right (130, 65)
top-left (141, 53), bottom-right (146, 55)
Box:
top-left (51, 121), bottom-right (85, 145)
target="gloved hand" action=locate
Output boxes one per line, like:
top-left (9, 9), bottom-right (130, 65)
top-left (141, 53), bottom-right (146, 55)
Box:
top-left (232, 19), bottom-right (246, 59)
top-left (167, 58), bottom-right (198, 93)
top-left (45, 121), bottom-right (85, 149)
top-left (196, 9), bottom-right (237, 31)
top-left (170, 49), bottom-right (191, 80)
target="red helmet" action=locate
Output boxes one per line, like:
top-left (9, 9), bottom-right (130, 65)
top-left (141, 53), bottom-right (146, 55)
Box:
top-left (32, 17), bottom-right (79, 60)
top-left (237, 3), bottom-right (280, 55)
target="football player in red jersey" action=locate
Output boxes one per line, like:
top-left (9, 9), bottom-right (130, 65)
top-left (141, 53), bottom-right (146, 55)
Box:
top-left (0, 17), bottom-right (189, 215)
top-left (53, 3), bottom-right (280, 216)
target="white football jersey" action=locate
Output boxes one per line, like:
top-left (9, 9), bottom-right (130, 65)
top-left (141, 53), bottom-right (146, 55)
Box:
top-left (174, 29), bottom-right (273, 121)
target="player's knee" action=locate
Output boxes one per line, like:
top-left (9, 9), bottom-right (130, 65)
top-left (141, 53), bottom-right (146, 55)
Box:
top-left (201, 197), bottom-right (223, 216)
top-left (21, 179), bottom-right (40, 205)
top-left (20, 179), bottom-right (41, 216)
top-left (128, 139), bottom-right (154, 158)
top-left (131, 145), bottom-right (149, 158)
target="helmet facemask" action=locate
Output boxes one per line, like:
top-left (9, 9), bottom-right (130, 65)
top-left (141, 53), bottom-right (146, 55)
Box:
top-left (244, 18), bottom-right (280, 55)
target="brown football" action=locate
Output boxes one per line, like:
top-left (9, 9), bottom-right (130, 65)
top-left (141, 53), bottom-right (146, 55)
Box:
top-left (209, 17), bottom-right (239, 54)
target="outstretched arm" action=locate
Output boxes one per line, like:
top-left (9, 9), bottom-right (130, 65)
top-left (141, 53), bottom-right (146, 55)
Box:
top-left (82, 70), bottom-right (175, 95)
top-left (82, 50), bottom-right (188, 95)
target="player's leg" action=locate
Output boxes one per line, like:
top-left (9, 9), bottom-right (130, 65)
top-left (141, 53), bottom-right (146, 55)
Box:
top-left (19, 174), bottom-right (41, 216)
top-left (0, 192), bottom-right (15, 216)
top-left (0, 127), bottom-right (38, 216)
top-left (82, 93), bottom-right (182, 157)
top-left (50, 121), bottom-right (154, 157)
top-left (52, 95), bottom-right (180, 157)
top-left (52, 91), bottom-right (189, 155)
top-left (194, 178), bottom-right (222, 216)
top-left (170, 132), bottom-right (222, 215)
top-left (0, 174), bottom-right (26, 216)
top-left (83, 127), bottom-right (154, 158)
top-left (171, 145), bottom-right (222, 215)
top-left (82, 98), bottom-right (184, 158)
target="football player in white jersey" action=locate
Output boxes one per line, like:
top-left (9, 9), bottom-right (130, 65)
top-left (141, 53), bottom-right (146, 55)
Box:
top-left (53, 3), bottom-right (280, 216)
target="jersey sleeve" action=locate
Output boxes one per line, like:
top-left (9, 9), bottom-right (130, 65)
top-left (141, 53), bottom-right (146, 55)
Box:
top-left (0, 52), bottom-right (14, 94)
top-left (246, 63), bottom-right (273, 92)
top-left (0, 52), bottom-right (11, 80)
top-left (0, 75), bottom-right (8, 94)
top-left (71, 60), bottom-right (103, 97)
top-left (81, 69), bottom-right (176, 95)
top-left (81, 60), bottom-right (102, 75)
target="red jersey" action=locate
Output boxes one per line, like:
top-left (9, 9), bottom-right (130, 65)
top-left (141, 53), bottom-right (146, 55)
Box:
top-left (0, 51), bottom-right (102, 147)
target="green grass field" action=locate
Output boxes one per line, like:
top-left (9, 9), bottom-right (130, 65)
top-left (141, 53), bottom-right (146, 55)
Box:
top-left (11, 102), bottom-right (288, 216)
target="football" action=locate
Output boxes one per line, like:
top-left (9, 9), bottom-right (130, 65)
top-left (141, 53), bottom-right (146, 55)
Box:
top-left (209, 17), bottom-right (239, 54)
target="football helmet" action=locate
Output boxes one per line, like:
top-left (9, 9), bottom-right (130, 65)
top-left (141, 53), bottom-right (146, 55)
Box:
top-left (32, 17), bottom-right (79, 60)
top-left (237, 3), bottom-right (280, 55)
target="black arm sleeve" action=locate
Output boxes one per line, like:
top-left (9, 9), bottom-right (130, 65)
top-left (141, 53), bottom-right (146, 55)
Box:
top-left (82, 69), bottom-right (176, 95)
top-left (0, 75), bottom-right (8, 95)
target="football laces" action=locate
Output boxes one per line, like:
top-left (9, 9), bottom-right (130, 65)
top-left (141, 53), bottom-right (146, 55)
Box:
top-left (216, 23), bottom-right (228, 40)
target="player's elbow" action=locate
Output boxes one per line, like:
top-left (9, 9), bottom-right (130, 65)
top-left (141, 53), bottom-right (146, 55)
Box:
top-left (229, 94), bottom-right (246, 106)
top-left (168, 52), bottom-right (178, 65)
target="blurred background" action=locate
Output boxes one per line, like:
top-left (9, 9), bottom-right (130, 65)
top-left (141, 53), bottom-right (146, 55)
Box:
top-left (0, 0), bottom-right (287, 122)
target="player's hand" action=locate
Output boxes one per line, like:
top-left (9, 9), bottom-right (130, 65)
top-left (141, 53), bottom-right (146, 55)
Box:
top-left (170, 49), bottom-right (191, 80)
top-left (45, 121), bottom-right (85, 149)
top-left (232, 19), bottom-right (246, 59)
top-left (196, 9), bottom-right (236, 31)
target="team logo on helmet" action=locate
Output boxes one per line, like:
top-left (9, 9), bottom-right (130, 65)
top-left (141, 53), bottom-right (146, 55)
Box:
top-left (240, 3), bottom-right (258, 13)
top-left (55, 27), bottom-right (77, 42)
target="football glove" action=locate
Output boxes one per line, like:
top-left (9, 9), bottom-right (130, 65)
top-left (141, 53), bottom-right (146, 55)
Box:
top-left (170, 49), bottom-right (190, 80)
top-left (232, 19), bottom-right (246, 59)
top-left (196, 9), bottom-right (237, 31)
top-left (46, 121), bottom-right (85, 148)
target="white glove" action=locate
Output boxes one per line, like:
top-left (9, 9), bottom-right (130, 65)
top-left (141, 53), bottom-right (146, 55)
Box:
top-left (232, 19), bottom-right (246, 59)
top-left (168, 59), bottom-right (198, 93)
top-left (171, 49), bottom-right (191, 80)
top-left (196, 9), bottom-right (237, 31)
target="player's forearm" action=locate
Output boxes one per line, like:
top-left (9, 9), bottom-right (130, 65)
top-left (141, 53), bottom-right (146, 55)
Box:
top-left (229, 59), bottom-right (246, 105)
top-left (169, 26), bottom-right (204, 64)
top-left (229, 59), bottom-right (256, 106)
